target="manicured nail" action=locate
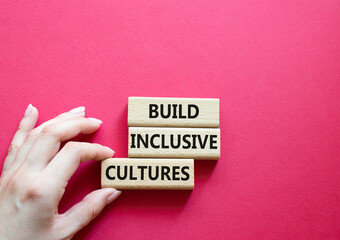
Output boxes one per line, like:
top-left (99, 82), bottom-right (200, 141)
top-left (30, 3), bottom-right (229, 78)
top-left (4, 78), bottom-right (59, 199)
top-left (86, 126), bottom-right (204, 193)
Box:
top-left (104, 146), bottom-right (115, 155)
top-left (69, 106), bottom-right (85, 114)
top-left (107, 190), bottom-right (122, 204)
top-left (88, 117), bottom-right (102, 124)
top-left (24, 104), bottom-right (33, 117)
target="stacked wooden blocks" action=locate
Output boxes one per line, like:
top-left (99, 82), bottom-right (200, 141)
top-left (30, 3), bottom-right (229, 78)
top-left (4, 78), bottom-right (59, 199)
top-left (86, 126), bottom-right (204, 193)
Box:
top-left (101, 97), bottom-right (220, 190)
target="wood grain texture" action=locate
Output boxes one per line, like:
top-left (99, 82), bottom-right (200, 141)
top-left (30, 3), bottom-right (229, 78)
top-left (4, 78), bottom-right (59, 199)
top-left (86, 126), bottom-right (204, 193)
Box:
top-left (101, 158), bottom-right (194, 190)
top-left (128, 127), bottom-right (220, 160)
top-left (128, 97), bottom-right (219, 127)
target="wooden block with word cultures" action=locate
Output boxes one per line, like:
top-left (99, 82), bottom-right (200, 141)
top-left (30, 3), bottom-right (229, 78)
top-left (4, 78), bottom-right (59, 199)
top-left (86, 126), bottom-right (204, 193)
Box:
top-left (101, 158), bottom-right (194, 190)
top-left (128, 127), bottom-right (220, 160)
top-left (128, 97), bottom-right (220, 128)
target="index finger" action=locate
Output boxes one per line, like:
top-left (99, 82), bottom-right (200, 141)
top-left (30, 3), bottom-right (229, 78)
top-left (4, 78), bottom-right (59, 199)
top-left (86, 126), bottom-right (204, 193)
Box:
top-left (23, 117), bottom-right (103, 171)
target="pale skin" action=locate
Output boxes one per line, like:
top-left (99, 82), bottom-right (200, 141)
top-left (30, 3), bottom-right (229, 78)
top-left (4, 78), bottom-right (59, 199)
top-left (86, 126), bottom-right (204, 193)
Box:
top-left (0, 104), bottom-right (121, 240)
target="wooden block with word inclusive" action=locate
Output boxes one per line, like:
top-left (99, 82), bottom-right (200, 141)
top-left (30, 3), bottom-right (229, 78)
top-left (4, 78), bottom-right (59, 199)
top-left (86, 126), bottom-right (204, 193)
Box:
top-left (101, 158), bottom-right (194, 190)
top-left (128, 97), bottom-right (220, 128)
top-left (128, 127), bottom-right (220, 160)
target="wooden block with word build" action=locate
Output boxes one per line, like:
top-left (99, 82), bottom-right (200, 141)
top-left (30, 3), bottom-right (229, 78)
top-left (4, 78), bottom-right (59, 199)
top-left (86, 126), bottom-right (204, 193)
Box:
top-left (128, 97), bottom-right (219, 128)
top-left (101, 158), bottom-right (194, 190)
top-left (128, 127), bottom-right (220, 160)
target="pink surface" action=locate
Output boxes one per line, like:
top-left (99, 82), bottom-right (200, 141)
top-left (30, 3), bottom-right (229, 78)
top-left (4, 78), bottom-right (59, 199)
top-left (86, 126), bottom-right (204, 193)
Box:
top-left (1, 1), bottom-right (340, 239)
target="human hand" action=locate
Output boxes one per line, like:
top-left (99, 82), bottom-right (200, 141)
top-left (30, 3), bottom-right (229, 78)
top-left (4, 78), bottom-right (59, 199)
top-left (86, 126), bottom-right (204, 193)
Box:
top-left (0, 105), bottom-right (121, 240)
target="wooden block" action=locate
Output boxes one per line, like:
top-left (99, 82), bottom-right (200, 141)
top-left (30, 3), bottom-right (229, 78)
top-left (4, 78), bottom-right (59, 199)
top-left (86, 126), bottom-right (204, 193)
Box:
top-left (128, 127), bottom-right (220, 160)
top-left (101, 158), bottom-right (194, 190)
top-left (128, 97), bottom-right (219, 128)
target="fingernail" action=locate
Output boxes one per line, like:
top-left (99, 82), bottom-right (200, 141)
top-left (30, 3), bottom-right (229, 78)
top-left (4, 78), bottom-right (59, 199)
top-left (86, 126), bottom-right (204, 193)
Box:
top-left (88, 118), bottom-right (102, 124)
top-left (104, 146), bottom-right (115, 155)
top-left (69, 106), bottom-right (85, 114)
top-left (24, 104), bottom-right (33, 117)
top-left (107, 190), bottom-right (122, 204)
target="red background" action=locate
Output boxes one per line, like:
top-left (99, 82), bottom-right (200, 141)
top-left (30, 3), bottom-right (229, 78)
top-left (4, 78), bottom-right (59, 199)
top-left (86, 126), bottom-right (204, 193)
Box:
top-left (1, 1), bottom-right (339, 239)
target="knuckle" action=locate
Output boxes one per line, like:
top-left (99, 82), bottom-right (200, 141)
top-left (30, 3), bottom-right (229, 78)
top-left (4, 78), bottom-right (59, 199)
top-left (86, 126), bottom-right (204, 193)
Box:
top-left (86, 203), bottom-right (100, 221)
top-left (6, 174), bottom-right (21, 192)
top-left (88, 206), bottom-right (100, 219)
top-left (8, 143), bottom-right (20, 153)
top-left (41, 125), bottom-right (58, 137)
top-left (17, 121), bottom-right (30, 132)
top-left (24, 182), bottom-right (45, 200)
top-left (27, 130), bottom-right (39, 139)
top-left (64, 141), bottom-right (82, 153)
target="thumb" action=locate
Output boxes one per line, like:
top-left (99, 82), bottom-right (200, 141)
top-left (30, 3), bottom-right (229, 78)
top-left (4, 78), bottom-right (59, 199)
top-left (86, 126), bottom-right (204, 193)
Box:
top-left (57, 188), bottom-right (121, 238)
